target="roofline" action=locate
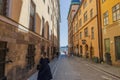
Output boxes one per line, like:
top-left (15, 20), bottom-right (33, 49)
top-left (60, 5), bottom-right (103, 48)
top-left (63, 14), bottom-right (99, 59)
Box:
top-left (72, 0), bottom-right (84, 23)
top-left (67, 4), bottom-right (80, 20)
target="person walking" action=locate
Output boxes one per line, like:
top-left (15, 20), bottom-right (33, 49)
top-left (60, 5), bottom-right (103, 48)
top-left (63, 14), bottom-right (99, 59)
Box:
top-left (37, 52), bottom-right (52, 80)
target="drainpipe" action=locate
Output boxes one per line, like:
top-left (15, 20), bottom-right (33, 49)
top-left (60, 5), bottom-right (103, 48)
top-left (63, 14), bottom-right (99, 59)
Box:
top-left (96, 0), bottom-right (103, 62)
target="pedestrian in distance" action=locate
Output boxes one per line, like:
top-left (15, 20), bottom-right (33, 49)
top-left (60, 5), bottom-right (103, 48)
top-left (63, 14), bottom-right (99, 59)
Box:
top-left (37, 52), bottom-right (52, 80)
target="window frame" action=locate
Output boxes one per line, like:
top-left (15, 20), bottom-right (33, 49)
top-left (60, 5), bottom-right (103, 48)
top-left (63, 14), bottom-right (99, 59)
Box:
top-left (91, 27), bottom-right (94, 39)
top-left (84, 11), bottom-right (88, 22)
top-left (0, 0), bottom-right (8, 16)
top-left (90, 9), bottom-right (93, 18)
top-left (103, 11), bottom-right (109, 26)
top-left (29, 0), bottom-right (36, 32)
top-left (112, 3), bottom-right (120, 22)
top-left (84, 27), bottom-right (88, 37)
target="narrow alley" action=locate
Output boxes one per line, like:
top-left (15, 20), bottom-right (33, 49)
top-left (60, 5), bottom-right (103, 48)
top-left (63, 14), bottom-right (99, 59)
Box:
top-left (0, 0), bottom-right (120, 80)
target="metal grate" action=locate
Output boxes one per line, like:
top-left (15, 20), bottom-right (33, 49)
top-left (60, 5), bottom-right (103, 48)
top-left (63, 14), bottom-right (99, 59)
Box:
top-left (26, 44), bottom-right (35, 70)
top-left (0, 41), bottom-right (7, 79)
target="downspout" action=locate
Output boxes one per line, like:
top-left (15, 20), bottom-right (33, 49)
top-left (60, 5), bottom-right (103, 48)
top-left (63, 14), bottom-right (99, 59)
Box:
top-left (96, 0), bottom-right (103, 62)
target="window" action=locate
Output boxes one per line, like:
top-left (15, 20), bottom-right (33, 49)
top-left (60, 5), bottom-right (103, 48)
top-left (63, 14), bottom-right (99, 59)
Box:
top-left (26, 44), bottom-right (35, 69)
top-left (51, 15), bottom-right (52, 20)
top-left (29, 0), bottom-right (35, 31)
top-left (89, 0), bottom-right (92, 3)
top-left (91, 27), bottom-right (94, 39)
top-left (0, 0), bottom-right (8, 16)
top-left (103, 11), bottom-right (109, 26)
top-left (79, 18), bottom-right (82, 27)
top-left (80, 32), bottom-right (82, 39)
top-left (76, 34), bottom-right (79, 40)
top-left (90, 9), bottom-right (93, 18)
top-left (84, 11), bottom-right (88, 22)
top-left (43, 0), bottom-right (45, 3)
top-left (112, 4), bottom-right (120, 21)
top-left (104, 39), bottom-right (110, 53)
top-left (42, 17), bottom-right (45, 37)
top-left (48, 6), bottom-right (49, 14)
top-left (83, 1), bottom-right (87, 9)
top-left (79, 9), bottom-right (81, 15)
top-left (102, 0), bottom-right (106, 3)
top-left (115, 36), bottom-right (120, 60)
top-left (84, 28), bottom-right (88, 37)
top-left (75, 23), bottom-right (78, 32)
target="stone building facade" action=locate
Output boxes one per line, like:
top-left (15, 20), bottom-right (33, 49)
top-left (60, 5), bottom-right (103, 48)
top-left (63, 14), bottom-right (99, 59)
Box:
top-left (0, 0), bottom-right (60, 80)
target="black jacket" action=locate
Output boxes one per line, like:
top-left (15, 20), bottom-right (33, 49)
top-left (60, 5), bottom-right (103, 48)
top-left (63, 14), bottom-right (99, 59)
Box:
top-left (37, 58), bottom-right (52, 80)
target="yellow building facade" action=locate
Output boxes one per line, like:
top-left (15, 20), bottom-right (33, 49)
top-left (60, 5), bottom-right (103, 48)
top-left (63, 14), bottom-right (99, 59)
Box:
top-left (101, 0), bottom-right (120, 66)
top-left (72, 0), bottom-right (103, 61)
top-left (68, 3), bottom-right (80, 55)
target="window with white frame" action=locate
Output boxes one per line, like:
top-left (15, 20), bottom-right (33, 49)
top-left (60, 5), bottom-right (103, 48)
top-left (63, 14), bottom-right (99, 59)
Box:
top-left (112, 3), bottom-right (120, 21)
top-left (103, 11), bottom-right (109, 26)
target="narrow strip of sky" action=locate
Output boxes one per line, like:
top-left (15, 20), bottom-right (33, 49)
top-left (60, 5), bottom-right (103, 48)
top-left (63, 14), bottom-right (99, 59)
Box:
top-left (60, 0), bottom-right (71, 47)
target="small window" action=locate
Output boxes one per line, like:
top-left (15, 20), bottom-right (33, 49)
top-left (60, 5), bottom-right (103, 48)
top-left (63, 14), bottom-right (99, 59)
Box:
top-left (42, 17), bottom-right (45, 37)
top-left (0, 0), bottom-right (8, 16)
top-left (79, 9), bottom-right (81, 15)
top-left (43, 0), bottom-right (45, 3)
top-left (84, 27), bottom-right (88, 37)
top-left (89, 0), bottom-right (92, 3)
top-left (48, 6), bottom-right (50, 14)
top-left (29, 0), bottom-right (36, 31)
top-left (80, 32), bottom-right (82, 39)
top-left (104, 38), bottom-right (110, 53)
top-left (91, 27), bottom-right (94, 39)
top-left (83, 1), bottom-right (87, 9)
top-left (84, 11), bottom-right (88, 22)
top-left (103, 11), bottom-right (109, 26)
top-left (112, 3), bottom-right (120, 21)
top-left (90, 9), bottom-right (93, 18)
top-left (79, 18), bottom-right (82, 27)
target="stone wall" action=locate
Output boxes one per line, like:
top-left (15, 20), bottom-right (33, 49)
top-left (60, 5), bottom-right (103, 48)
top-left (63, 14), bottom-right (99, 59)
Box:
top-left (0, 20), bottom-right (42, 80)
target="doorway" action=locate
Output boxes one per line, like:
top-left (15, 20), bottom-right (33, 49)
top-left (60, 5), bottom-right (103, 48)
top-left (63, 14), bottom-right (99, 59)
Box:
top-left (115, 36), bottom-right (120, 60)
top-left (80, 45), bottom-right (82, 56)
top-left (85, 44), bottom-right (88, 58)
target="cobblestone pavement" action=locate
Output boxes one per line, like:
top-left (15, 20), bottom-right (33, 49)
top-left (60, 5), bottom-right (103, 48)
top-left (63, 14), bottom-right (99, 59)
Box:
top-left (29, 55), bottom-right (120, 80)
top-left (53, 55), bottom-right (120, 80)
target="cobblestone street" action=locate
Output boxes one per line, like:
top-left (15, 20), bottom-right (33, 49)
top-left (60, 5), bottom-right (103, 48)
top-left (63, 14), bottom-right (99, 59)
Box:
top-left (52, 55), bottom-right (120, 80)
top-left (29, 55), bottom-right (120, 80)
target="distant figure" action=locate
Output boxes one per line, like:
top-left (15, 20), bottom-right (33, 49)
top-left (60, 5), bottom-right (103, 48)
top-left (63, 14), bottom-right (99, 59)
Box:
top-left (37, 52), bottom-right (52, 80)
top-left (56, 51), bottom-right (59, 58)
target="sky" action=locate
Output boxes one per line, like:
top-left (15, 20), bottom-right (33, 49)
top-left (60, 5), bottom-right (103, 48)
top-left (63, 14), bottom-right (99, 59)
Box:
top-left (60, 0), bottom-right (71, 47)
